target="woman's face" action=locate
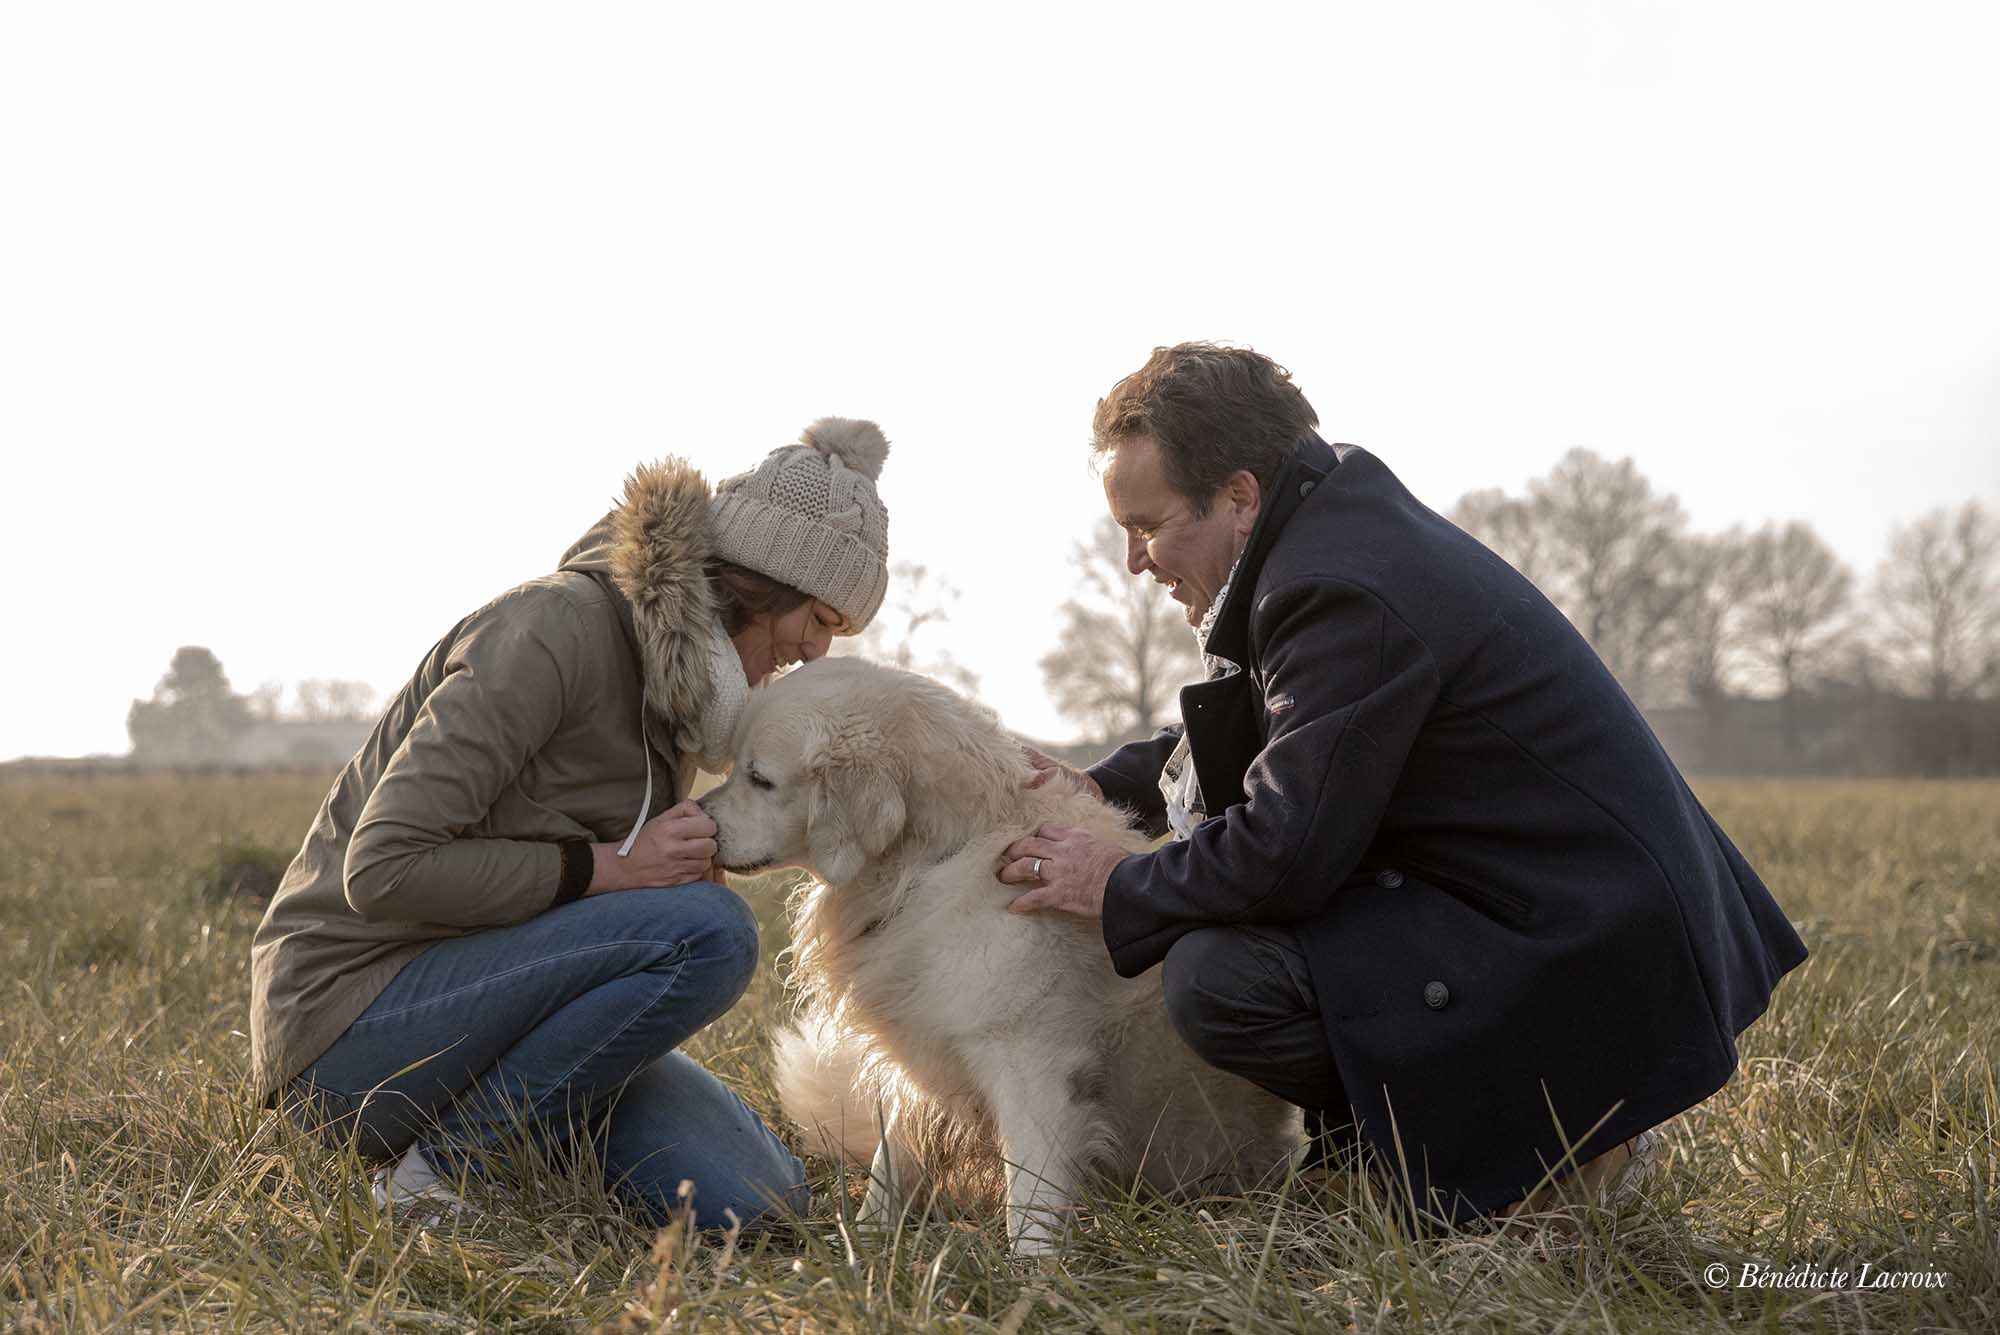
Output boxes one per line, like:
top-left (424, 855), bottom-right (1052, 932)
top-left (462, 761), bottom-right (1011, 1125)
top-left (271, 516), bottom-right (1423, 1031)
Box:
top-left (732, 599), bottom-right (847, 685)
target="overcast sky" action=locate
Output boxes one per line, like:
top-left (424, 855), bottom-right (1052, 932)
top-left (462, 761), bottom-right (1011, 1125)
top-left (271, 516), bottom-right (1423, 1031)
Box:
top-left (4, 1), bottom-right (1996, 760)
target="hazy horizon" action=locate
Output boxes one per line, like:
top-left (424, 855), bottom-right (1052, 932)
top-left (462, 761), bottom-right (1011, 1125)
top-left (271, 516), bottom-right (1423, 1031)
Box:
top-left (6, 1), bottom-right (1997, 760)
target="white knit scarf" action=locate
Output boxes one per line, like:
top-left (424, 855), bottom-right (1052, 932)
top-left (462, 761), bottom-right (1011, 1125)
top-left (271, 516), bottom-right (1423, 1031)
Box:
top-left (617, 614), bottom-right (747, 858)
top-left (689, 616), bottom-right (749, 773)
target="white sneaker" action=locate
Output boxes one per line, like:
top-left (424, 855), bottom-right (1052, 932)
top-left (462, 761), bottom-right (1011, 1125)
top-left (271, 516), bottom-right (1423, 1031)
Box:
top-left (370, 1144), bottom-right (471, 1221)
top-left (1605, 1127), bottom-right (1663, 1206)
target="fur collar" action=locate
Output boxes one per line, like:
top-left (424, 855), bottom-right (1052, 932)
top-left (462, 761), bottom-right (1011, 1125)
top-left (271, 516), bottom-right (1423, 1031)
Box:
top-left (562, 457), bottom-right (738, 767)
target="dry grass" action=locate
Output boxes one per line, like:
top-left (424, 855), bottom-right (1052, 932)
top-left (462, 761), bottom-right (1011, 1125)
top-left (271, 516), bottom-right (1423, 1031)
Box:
top-left (1, 774), bottom-right (1995, 1332)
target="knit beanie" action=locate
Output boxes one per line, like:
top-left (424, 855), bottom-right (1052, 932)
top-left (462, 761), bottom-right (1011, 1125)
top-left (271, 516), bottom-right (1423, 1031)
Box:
top-left (708, 417), bottom-right (892, 632)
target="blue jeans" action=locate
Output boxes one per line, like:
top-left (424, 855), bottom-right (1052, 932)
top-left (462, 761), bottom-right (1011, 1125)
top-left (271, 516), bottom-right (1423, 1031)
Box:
top-left (284, 881), bottom-right (807, 1230)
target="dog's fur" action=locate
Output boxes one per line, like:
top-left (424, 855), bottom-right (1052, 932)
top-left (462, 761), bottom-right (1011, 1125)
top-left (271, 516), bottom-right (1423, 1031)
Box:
top-left (702, 657), bottom-right (1303, 1253)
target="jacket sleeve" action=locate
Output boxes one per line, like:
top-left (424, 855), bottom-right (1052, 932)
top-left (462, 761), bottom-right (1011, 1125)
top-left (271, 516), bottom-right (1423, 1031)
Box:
top-left (1101, 578), bottom-right (1439, 976)
top-left (343, 593), bottom-right (585, 926)
top-left (1087, 725), bottom-right (1183, 837)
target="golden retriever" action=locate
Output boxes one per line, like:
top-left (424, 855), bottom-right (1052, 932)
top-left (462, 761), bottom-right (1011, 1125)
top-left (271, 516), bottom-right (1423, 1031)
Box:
top-left (700, 657), bottom-right (1303, 1254)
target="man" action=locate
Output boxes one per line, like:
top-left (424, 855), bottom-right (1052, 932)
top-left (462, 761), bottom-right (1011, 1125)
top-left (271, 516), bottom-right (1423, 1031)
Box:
top-left (1000, 343), bottom-right (1807, 1226)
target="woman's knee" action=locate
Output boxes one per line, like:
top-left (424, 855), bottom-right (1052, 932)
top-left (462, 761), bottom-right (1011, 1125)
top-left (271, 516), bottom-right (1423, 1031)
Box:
top-left (682, 1156), bottom-right (809, 1232)
top-left (602, 1051), bottom-right (807, 1231)
top-left (738, 1166), bottom-right (812, 1231)
top-left (628, 881), bottom-right (761, 1003)
top-left (621, 1160), bottom-right (808, 1232)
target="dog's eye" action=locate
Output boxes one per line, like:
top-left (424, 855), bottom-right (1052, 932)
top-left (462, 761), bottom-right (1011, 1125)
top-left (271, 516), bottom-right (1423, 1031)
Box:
top-left (748, 771), bottom-right (775, 791)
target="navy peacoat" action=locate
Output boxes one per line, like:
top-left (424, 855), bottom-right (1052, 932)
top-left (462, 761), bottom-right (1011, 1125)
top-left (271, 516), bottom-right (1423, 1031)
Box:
top-left (1088, 433), bottom-right (1808, 1222)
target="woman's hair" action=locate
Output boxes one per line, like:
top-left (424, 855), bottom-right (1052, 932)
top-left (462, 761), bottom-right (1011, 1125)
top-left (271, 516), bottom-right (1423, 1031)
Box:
top-left (1091, 342), bottom-right (1319, 515)
top-left (708, 559), bottom-right (813, 636)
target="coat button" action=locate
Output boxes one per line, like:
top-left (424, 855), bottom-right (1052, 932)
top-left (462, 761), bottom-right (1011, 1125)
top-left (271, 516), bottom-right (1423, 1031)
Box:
top-left (1375, 868), bottom-right (1405, 889)
top-left (1299, 480), bottom-right (1315, 497)
top-left (1423, 980), bottom-right (1450, 1010)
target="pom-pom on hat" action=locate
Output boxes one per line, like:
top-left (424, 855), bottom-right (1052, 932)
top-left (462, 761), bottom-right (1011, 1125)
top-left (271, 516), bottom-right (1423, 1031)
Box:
top-left (708, 417), bottom-right (892, 632)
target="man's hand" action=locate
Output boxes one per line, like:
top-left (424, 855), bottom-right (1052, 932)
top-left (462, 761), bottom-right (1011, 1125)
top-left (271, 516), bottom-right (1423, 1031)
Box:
top-left (588, 799), bottom-right (719, 894)
top-left (997, 823), bottom-right (1127, 920)
top-left (1020, 745), bottom-right (1103, 801)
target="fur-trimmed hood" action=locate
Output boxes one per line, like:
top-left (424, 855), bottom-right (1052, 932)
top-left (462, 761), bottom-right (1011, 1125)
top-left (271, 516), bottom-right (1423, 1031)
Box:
top-left (560, 456), bottom-right (734, 764)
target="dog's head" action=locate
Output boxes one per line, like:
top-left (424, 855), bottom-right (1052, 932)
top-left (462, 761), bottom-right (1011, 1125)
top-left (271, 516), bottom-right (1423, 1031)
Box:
top-left (703, 659), bottom-right (911, 884)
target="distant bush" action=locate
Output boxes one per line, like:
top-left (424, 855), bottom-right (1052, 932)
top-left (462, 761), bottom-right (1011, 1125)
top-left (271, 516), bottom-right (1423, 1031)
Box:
top-left (194, 841), bottom-right (291, 904)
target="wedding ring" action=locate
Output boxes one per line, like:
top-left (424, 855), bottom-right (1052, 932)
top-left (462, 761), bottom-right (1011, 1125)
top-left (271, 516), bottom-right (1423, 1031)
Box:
top-left (1031, 858), bottom-right (1045, 879)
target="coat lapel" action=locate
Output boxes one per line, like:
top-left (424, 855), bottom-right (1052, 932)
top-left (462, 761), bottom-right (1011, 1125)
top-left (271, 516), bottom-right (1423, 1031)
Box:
top-left (1178, 433), bottom-right (1344, 811)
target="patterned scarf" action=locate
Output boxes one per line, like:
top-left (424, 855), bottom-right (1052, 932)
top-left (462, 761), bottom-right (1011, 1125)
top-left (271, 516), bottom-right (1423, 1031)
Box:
top-left (1158, 555), bottom-right (1243, 840)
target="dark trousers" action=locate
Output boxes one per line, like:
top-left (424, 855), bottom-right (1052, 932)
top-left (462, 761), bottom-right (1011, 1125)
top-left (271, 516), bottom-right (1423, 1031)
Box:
top-left (1160, 923), bottom-right (1359, 1162)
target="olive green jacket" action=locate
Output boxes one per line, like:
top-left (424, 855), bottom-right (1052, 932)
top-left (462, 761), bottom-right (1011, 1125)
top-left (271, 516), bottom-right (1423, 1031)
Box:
top-left (249, 459), bottom-right (726, 1102)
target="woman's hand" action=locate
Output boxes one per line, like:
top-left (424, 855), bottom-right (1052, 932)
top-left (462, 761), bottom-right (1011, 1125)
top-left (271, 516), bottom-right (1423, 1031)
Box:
top-left (588, 800), bottom-right (720, 894)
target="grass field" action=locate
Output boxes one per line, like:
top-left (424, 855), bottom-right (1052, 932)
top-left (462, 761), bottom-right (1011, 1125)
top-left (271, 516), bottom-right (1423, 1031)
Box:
top-left (2, 775), bottom-right (1995, 1333)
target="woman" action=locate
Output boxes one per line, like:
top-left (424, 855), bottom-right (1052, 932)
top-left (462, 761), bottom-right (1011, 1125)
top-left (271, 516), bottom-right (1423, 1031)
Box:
top-left (249, 417), bottom-right (892, 1230)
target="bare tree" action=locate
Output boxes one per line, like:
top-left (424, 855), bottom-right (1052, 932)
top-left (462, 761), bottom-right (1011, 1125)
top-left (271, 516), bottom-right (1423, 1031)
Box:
top-left (1450, 487), bottom-right (1553, 591)
top-left (833, 560), bottom-right (979, 695)
top-left (1453, 449), bottom-right (1690, 701)
top-left (1739, 521), bottom-right (1854, 698)
top-left (1736, 521), bottom-right (1853, 756)
top-left (246, 680), bottom-right (286, 722)
top-left (1874, 500), bottom-right (2000, 701)
top-left (295, 679), bottom-right (379, 722)
top-left (1040, 516), bottom-right (1201, 741)
top-left (1671, 528), bottom-right (1754, 707)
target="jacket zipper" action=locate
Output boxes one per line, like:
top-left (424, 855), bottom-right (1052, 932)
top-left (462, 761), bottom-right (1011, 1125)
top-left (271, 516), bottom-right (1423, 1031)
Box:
top-left (1396, 857), bottom-right (1533, 928)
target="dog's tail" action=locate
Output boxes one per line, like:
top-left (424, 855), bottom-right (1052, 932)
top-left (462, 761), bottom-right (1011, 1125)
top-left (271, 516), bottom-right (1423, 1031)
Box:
top-left (771, 1006), bottom-right (897, 1165)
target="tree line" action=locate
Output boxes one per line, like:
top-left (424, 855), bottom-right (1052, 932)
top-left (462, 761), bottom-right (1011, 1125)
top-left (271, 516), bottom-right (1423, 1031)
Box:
top-left (126, 646), bottom-right (378, 767)
top-left (113, 457), bottom-right (1999, 776)
top-left (1031, 450), bottom-right (2000, 776)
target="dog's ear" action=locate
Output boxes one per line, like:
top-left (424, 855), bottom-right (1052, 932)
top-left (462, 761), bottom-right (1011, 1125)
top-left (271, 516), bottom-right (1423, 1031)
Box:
top-left (807, 756), bottom-right (907, 884)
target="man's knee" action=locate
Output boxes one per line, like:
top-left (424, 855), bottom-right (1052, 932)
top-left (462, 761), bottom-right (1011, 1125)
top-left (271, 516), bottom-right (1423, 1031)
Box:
top-left (1160, 928), bottom-right (1243, 1067)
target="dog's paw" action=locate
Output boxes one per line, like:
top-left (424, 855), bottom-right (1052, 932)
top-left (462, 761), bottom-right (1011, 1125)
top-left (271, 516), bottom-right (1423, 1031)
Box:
top-left (1006, 1216), bottom-right (1071, 1262)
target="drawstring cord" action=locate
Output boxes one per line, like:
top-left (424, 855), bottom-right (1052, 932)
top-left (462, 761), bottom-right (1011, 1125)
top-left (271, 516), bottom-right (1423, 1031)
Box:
top-left (618, 703), bottom-right (653, 858)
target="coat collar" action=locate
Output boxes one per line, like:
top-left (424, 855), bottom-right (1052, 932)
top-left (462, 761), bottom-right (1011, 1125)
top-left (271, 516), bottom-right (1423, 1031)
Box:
top-left (559, 458), bottom-right (727, 762)
top-left (1200, 432), bottom-right (1345, 666)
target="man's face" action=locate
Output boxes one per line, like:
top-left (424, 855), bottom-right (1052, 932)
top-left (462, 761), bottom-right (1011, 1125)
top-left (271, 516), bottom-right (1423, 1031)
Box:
top-left (1101, 435), bottom-right (1262, 628)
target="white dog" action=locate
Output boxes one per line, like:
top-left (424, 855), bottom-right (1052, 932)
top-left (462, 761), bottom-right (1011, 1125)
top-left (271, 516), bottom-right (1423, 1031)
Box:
top-left (701, 657), bottom-right (1303, 1254)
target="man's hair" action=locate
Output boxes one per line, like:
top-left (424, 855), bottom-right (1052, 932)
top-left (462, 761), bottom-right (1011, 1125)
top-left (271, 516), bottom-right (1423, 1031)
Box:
top-left (707, 560), bottom-right (813, 636)
top-left (1091, 343), bottom-right (1319, 515)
